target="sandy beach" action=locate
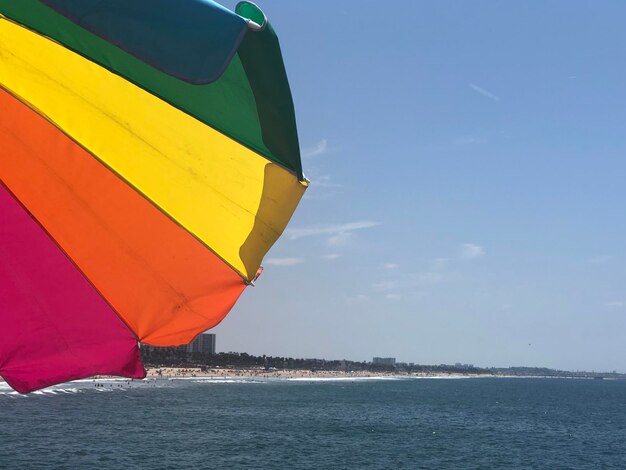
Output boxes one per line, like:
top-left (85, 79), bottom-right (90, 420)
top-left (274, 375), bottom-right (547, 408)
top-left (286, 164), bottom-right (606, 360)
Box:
top-left (143, 367), bottom-right (498, 381)
top-left (0, 368), bottom-right (597, 389)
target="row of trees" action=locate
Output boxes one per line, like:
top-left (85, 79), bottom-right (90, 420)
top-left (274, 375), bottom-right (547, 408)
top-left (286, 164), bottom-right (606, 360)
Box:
top-left (141, 347), bottom-right (377, 371)
top-left (140, 347), bottom-right (490, 374)
top-left (140, 346), bottom-right (626, 378)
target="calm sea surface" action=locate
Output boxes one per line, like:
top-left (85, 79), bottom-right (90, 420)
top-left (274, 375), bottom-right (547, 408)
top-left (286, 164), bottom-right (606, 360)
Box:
top-left (1, 377), bottom-right (625, 469)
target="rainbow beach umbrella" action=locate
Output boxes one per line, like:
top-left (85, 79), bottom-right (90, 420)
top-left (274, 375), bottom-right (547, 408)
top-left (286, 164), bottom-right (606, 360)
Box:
top-left (0, 0), bottom-right (307, 393)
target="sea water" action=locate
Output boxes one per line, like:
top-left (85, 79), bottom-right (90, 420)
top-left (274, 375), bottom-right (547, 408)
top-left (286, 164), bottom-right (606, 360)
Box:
top-left (1, 377), bottom-right (625, 469)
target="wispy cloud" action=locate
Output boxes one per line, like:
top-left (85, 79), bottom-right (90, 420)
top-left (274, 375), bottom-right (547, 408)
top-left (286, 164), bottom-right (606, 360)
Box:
top-left (327, 231), bottom-right (352, 247)
top-left (587, 255), bottom-right (610, 265)
top-left (264, 257), bottom-right (305, 267)
top-left (286, 221), bottom-right (381, 241)
top-left (301, 173), bottom-right (342, 201)
top-left (303, 139), bottom-right (328, 158)
top-left (385, 293), bottom-right (402, 300)
top-left (373, 280), bottom-right (398, 292)
top-left (454, 136), bottom-right (488, 145)
top-left (322, 253), bottom-right (341, 260)
top-left (346, 294), bottom-right (369, 305)
top-left (431, 258), bottom-right (449, 270)
top-left (605, 300), bottom-right (625, 308)
top-left (460, 243), bottom-right (485, 260)
top-left (312, 175), bottom-right (342, 188)
top-left (413, 271), bottom-right (445, 284)
top-left (411, 257), bottom-right (451, 285)
top-left (383, 263), bottom-right (399, 270)
top-left (469, 83), bottom-right (500, 101)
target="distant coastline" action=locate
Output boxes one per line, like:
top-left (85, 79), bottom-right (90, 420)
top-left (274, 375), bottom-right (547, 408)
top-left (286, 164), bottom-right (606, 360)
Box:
top-left (3, 350), bottom-right (623, 388)
top-left (140, 349), bottom-right (626, 381)
top-left (142, 367), bottom-right (626, 381)
top-left (2, 367), bottom-right (624, 389)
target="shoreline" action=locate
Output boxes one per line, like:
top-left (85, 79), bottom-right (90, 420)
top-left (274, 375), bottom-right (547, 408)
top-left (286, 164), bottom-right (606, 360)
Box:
top-left (142, 367), bottom-right (606, 381)
top-left (145, 367), bottom-right (490, 380)
top-left (1, 368), bottom-right (619, 390)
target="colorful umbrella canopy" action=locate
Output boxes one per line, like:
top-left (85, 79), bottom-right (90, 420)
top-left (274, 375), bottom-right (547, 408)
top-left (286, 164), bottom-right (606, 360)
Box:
top-left (0, 0), bottom-right (307, 393)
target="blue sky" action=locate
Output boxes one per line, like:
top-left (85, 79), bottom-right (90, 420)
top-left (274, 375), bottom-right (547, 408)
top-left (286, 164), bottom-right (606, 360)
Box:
top-left (215, 1), bottom-right (626, 372)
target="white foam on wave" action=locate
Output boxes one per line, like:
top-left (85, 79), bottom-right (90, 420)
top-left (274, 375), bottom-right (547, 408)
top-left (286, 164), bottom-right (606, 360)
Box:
top-left (165, 376), bottom-right (207, 381)
top-left (0, 388), bottom-right (22, 398)
top-left (72, 378), bottom-right (132, 383)
top-left (288, 376), bottom-right (406, 382)
top-left (191, 378), bottom-right (263, 384)
top-left (407, 375), bottom-right (476, 380)
top-left (1, 375), bottom-right (150, 396)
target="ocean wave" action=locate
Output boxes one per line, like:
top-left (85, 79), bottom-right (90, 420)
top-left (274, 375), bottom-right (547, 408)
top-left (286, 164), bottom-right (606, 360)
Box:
top-left (287, 376), bottom-right (407, 382)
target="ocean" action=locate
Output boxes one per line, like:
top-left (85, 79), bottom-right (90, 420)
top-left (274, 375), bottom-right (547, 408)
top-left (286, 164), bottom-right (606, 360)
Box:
top-left (1, 377), bottom-right (625, 469)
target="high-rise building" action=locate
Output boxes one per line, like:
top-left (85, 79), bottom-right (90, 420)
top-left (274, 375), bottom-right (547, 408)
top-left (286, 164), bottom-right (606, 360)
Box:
top-left (372, 357), bottom-right (396, 366)
top-left (186, 333), bottom-right (216, 355)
